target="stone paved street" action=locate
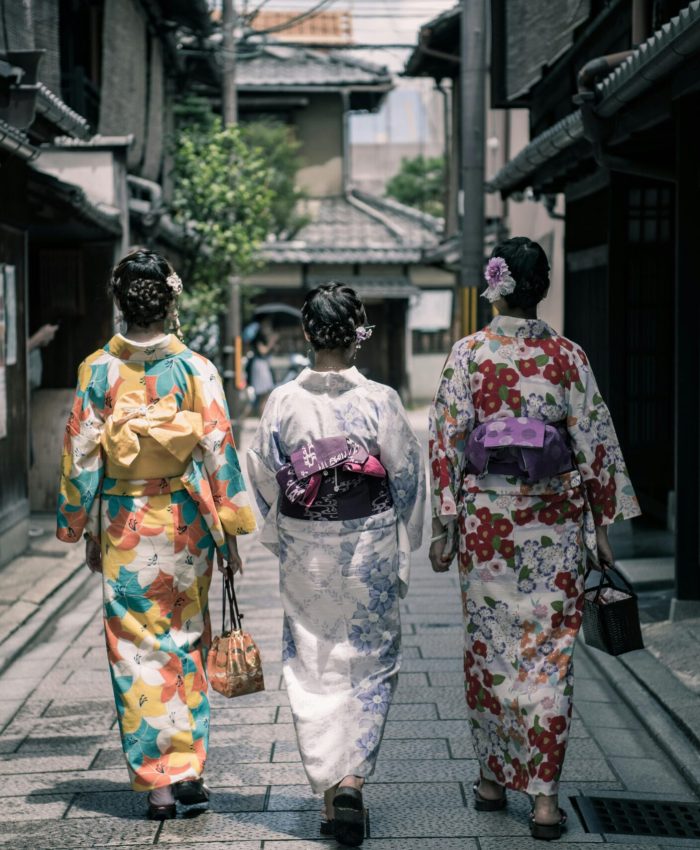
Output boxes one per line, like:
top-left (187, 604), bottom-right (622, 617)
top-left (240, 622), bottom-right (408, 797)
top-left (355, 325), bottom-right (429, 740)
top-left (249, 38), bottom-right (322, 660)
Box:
top-left (0, 417), bottom-right (698, 849)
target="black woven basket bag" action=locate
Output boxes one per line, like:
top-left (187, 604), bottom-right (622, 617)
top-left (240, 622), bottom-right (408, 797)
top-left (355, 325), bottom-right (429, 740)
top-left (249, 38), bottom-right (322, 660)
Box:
top-left (582, 563), bottom-right (644, 656)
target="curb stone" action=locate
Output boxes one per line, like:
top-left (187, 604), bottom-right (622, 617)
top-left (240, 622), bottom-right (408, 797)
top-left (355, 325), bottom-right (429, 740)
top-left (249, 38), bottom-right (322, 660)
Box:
top-left (578, 639), bottom-right (700, 798)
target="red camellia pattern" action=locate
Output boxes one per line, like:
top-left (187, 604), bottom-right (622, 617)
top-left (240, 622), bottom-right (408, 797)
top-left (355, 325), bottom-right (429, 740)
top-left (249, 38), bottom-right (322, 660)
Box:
top-left (430, 315), bottom-right (640, 796)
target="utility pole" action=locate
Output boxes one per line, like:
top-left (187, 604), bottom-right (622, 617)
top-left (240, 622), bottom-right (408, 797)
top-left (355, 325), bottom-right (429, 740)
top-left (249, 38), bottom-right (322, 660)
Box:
top-left (459, 0), bottom-right (487, 337)
top-left (222, 0), bottom-right (243, 441)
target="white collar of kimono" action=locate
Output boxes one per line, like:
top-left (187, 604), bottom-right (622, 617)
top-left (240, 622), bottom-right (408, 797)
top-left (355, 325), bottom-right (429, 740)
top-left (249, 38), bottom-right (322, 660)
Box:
top-left (296, 366), bottom-right (366, 393)
top-left (107, 333), bottom-right (186, 362)
top-left (489, 315), bottom-right (554, 339)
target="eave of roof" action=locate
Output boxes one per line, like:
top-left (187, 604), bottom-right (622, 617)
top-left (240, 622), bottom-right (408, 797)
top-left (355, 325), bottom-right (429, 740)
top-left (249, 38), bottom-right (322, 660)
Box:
top-left (35, 84), bottom-right (91, 140)
top-left (403, 4), bottom-right (460, 78)
top-left (0, 118), bottom-right (38, 160)
top-left (236, 43), bottom-right (392, 89)
top-left (259, 191), bottom-right (441, 266)
top-left (30, 166), bottom-right (122, 235)
top-left (486, 0), bottom-right (700, 196)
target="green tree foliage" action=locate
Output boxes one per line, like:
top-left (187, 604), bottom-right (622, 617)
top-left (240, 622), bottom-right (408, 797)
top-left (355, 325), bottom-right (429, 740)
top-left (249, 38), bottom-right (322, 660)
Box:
top-left (385, 154), bottom-right (445, 219)
top-left (170, 114), bottom-right (306, 350)
top-left (240, 120), bottom-right (309, 238)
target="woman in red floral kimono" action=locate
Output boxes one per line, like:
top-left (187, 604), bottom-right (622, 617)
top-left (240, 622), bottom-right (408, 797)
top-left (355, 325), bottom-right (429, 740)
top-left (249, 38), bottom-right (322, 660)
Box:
top-left (428, 237), bottom-right (640, 840)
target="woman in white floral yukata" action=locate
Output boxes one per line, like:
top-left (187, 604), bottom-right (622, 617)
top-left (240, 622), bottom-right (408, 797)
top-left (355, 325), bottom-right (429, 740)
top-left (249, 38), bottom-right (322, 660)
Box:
top-left (248, 283), bottom-right (425, 847)
top-left (429, 237), bottom-right (640, 841)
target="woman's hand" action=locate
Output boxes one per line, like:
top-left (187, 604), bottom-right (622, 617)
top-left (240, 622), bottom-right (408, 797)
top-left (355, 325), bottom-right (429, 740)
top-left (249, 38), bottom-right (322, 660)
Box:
top-left (592, 524), bottom-right (615, 570)
top-left (429, 519), bottom-right (458, 573)
top-left (217, 535), bottom-right (244, 576)
top-left (85, 537), bottom-right (102, 574)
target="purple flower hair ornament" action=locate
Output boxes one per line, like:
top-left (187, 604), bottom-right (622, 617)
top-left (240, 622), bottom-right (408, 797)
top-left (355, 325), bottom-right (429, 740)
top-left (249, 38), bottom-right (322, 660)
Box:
top-left (355, 324), bottom-right (374, 349)
top-left (482, 256), bottom-right (516, 303)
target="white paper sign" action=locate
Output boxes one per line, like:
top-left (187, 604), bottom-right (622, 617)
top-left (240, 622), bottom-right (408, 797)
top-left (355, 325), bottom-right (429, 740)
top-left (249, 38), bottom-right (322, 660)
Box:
top-left (0, 268), bottom-right (6, 439)
top-left (4, 265), bottom-right (17, 366)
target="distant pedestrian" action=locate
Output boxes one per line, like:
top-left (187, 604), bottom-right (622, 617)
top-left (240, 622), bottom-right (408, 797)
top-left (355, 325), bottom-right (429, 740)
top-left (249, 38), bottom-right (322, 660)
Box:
top-left (428, 238), bottom-right (640, 840)
top-left (246, 328), bottom-right (278, 415)
top-left (247, 283), bottom-right (425, 847)
top-left (56, 249), bottom-right (256, 820)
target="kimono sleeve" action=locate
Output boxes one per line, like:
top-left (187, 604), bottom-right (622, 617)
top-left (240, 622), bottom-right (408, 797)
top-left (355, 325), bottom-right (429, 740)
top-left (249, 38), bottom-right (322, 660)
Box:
top-left (194, 361), bottom-right (256, 536)
top-left (428, 340), bottom-right (475, 524)
top-left (377, 388), bottom-right (426, 552)
top-left (567, 347), bottom-right (641, 525)
top-left (56, 359), bottom-right (105, 543)
top-left (246, 390), bottom-right (285, 519)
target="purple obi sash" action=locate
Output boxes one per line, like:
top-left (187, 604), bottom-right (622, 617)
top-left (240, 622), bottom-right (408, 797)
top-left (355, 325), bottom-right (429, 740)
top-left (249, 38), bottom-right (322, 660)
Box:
top-left (465, 417), bottom-right (574, 483)
top-left (276, 436), bottom-right (389, 520)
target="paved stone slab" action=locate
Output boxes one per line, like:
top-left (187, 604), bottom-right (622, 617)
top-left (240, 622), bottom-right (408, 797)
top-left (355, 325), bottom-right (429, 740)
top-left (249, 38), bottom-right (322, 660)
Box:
top-left (265, 842), bottom-right (478, 850)
top-left (1, 768), bottom-right (132, 797)
top-left (4, 714), bottom-right (116, 737)
top-left (66, 787), bottom-right (268, 819)
top-left (0, 753), bottom-right (94, 775)
top-left (211, 724), bottom-right (297, 745)
top-left (560, 758), bottom-right (618, 783)
top-left (448, 736), bottom-right (477, 759)
top-left (591, 726), bottom-right (664, 759)
top-left (43, 699), bottom-right (116, 718)
top-left (0, 794), bottom-right (72, 821)
top-left (383, 719), bottom-right (469, 740)
top-left (158, 810), bottom-right (320, 843)
top-left (267, 780), bottom-right (465, 812)
top-left (213, 706), bottom-right (277, 725)
top-left (574, 700), bottom-right (644, 730)
top-left (387, 702), bottom-right (440, 720)
top-left (609, 756), bottom-right (692, 795)
top-left (18, 734), bottom-right (110, 756)
top-left (0, 818), bottom-right (159, 848)
top-left (376, 737), bottom-right (450, 760)
top-left (372, 757), bottom-right (478, 783)
top-left (401, 658), bottom-right (462, 673)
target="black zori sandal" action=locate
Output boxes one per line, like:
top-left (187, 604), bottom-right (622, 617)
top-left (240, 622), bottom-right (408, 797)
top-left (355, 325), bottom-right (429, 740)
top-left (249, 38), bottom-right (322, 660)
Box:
top-left (174, 779), bottom-right (210, 806)
top-left (472, 779), bottom-right (507, 812)
top-left (529, 807), bottom-right (568, 841)
top-left (332, 786), bottom-right (367, 847)
top-left (320, 818), bottom-right (335, 836)
top-left (147, 794), bottom-right (176, 821)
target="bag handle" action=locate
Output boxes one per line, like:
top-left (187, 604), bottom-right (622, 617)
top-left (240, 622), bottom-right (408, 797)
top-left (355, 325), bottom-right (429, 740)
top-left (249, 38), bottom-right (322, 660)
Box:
top-left (584, 560), bottom-right (636, 602)
top-left (221, 572), bottom-right (245, 634)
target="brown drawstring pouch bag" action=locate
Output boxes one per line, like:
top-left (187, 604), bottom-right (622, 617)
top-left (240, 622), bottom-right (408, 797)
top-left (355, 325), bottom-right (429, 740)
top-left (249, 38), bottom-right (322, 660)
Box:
top-left (207, 574), bottom-right (265, 698)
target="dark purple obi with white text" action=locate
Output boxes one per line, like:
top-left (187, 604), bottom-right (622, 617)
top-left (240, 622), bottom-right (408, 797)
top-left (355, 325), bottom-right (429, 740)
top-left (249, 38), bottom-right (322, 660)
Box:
top-left (277, 435), bottom-right (392, 521)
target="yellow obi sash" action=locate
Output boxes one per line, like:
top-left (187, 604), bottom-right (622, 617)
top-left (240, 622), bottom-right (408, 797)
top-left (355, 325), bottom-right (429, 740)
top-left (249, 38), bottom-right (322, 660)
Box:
top-left (102, 391), bottom-right (203, 481)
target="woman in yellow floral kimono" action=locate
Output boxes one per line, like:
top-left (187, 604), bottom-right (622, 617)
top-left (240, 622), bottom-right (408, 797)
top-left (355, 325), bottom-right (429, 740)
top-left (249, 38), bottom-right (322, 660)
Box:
top-left (56, 250), bottom-right (256, 820)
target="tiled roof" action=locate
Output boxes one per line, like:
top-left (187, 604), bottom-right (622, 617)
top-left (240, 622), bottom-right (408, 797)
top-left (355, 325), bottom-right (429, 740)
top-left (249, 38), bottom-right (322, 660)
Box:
top-left (260, 191), bottom-right (441, 265)
top-left (404, 4), bottom-right (460, 77)
top-left (237, 44), bottom-right (392, 88)
top-left (0, 118), bottom-right (37, 160)
top-left (30, 166), bottom-right (122, 235)
top-left (36, 85), bottom-right (91, 140)
top-left (486, 0), bottom-right (700, 195)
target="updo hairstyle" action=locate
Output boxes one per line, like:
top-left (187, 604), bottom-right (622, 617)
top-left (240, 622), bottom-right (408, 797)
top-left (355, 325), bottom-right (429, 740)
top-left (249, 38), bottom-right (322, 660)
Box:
top-left (491, 237), bottom-right (550, 309)
top-left (108, 249), bottom-right (175, 327)
top-left (302, 283), bottom-right (366, 351)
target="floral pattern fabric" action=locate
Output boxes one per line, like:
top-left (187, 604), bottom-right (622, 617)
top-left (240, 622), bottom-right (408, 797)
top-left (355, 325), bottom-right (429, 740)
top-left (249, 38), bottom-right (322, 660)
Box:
top-left (429, 316), bottom-right (639, 795)
top-left (247, 367), bottom-right (425, 792)
top-left (57, 334), bottom-right (255, 790)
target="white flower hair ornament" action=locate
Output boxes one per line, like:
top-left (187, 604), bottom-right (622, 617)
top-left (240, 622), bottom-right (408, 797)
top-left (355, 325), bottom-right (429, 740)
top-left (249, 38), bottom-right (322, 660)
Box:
top-left (165, 272), bottom-right (184, 340)
top-left (482, 256), bottom-right (516, 303)
top-left (355, 324), bottom-right (374, 350)
top-left (166, 272), bottom-right (183, 295)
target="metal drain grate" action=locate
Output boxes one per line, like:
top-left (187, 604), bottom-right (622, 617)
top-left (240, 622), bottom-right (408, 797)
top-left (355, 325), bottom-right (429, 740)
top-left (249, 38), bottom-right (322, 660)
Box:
top-left (573, 796), bottom-right (700, 839)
